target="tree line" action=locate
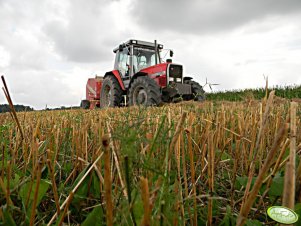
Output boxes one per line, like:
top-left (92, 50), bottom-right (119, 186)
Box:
top-left (0, 104), bottom-right (34, 113)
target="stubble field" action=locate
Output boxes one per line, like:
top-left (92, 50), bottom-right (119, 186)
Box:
top-left (0, 93), bottom-right (301, 225)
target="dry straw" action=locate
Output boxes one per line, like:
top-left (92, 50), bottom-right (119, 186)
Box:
top-left (236, 123), bottom-right (289, 226)
top-left (1, 92), bottom-right (300, 225)
top-left (103, 134), bottom-right (113, 226)
top-left (47, 150), bottom-right (104, 225)
top-left (1, 75), bottom-right (24, 139)
top-left (280, 102), bottom-right (297, 226)
top-left (140, 177), bottom-right (151, 226)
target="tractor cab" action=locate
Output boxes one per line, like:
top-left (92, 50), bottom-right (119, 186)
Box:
top-left (113, 40), bottom-right (164, 78)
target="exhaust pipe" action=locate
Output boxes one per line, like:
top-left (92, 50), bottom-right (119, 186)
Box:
top-left (154, 40), bottom-right (158, 65)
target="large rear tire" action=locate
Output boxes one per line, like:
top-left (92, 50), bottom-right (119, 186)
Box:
top-left (128, 76), bottom-right (162, 106)
top-left (100, 76), bottom-right (123, 108)
top-left (184, 80), bottom-right (205, 101)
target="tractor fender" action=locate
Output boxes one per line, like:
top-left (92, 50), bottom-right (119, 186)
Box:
top-left (183, 76), bottom-right (193, 81)
top-left (129, 72), bottom-right (148, 88)
top-left (104, 70), bottom-right (126, 91)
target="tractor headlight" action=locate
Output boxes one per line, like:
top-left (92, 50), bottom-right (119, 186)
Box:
top-left (176, 78), bottom-right (182, 82)
top-left (169, 77), bottom-right (174, 82)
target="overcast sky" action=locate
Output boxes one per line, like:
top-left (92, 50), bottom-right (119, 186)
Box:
top-left (0, 0), bottom-right (301, 109)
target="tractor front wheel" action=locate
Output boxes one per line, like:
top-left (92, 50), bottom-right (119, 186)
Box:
top-left (128, 76), bottom-right (162, 106)
top-left (184, 80), bottom-right (206, 101)
top-left (100, 76), bottom-right (123, 108)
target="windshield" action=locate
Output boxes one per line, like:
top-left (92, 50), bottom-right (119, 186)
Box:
top-left (133, 47), bottom-right (160, 71)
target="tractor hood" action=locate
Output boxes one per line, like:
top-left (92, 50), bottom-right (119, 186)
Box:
top-left (139, 62), bottom-right (168, 77)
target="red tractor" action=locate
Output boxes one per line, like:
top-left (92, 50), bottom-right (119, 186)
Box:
top-left (81, 39), bottom-right (205, 109)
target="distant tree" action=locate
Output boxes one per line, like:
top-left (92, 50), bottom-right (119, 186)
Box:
top-left (0, 104), bottom-right (34, 113)
top-left (43, 105), bottom-right (80, 111)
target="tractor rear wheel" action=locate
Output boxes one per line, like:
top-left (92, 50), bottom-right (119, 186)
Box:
top-left (184, 80), bottom-right (205, 101)
top-left (129, 76), bottom-right (162, 106)
top-left (100, 76), bottom-right (123, 108)
top-left (80, 100), bottom-right (90, 109)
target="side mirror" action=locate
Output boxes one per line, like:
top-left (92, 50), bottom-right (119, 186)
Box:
top-left (170, 50), bottom-right (174, 57)
top-left (119, 44), bottom-right (123, 52)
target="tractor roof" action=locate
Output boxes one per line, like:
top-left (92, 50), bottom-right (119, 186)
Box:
top-left (113, 39), bottom-right (163, 53)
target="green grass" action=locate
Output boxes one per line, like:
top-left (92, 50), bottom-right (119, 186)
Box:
top-left (206, 85), bottom-right (301, 101)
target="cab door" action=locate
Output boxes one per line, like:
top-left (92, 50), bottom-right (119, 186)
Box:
top-left (115, 49), bottom-right (130, 77)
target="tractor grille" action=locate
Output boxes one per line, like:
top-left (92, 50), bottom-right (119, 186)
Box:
top-left (169, 64), bottom-right (183, 80)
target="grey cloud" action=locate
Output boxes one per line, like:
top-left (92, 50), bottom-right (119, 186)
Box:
top-left (285, 37), bottom-right (301, 50)
top-left (131, 0), bottom-right (301, 34)
top-left (43, 0), bottom-right (131, 63)
top-left (2, 69), bottom-right (82, 109)
top-left (0, 0), bottom-right (59, 71)
top-left (0, 0), bottom-right (131, 109)
top-left (234, 58), bottom-right (286, 67)
top-left (44, 21), bottom-right (108, 62)
top-left (0, 31), bottom-right (48, 71)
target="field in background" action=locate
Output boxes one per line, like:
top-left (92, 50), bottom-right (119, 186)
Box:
top-left (0, 95), bottom-right (301, 225)
top-left (207, 85), bottom-right (301, 102)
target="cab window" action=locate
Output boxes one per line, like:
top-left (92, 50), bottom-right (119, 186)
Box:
top-left (118, 49), bottom-right (129, 77)
top-left (133, 48), bottom-right (159, 71)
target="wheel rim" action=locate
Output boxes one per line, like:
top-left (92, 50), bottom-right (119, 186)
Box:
top-left (104, 85), bottom-right (112, 106)
top-left (193, 92), bottom-right (205, 101)
top-left (133, 86), bottom-right (148, 105)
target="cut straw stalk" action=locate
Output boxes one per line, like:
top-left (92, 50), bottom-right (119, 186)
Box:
top-left (47, 151), bottom-right (103, 226)
top-left (297, 160), bottom-right (301, 201)
top-left (176, 134), bottom-right (185, 220)
top-left (239, 90), bottom-right (275, 213)
top-left (231, 139), bottom-right (241, 207)
top-left (169, 112), bottom-right (187, 156)
top-left (179, 132), bottom-right (192, 223)
top-left (124, 156), bottom-right (137, 226)
top-left (236, 122), bottom-right (288, 226)
top-left (250, 90), bottom-right (275, 161)
top-left (207, 131), bottom-right (215, 226)
top-left (6, 160), bottom-right (11, 209)
top-left (202, 118), bottom-right (252, 143)
top-left (282, 102), bottom-right (297, 211)
top-left (0, 176), bottom-right (13, 206)
top-left (141, 177), bottom-right (151, 226)
top-left (263, 138), bottom-right (289, 184)
top-left (0, 207), bottom-right (3, 221)
top-left (185, 128), bottom-right (198, 225)
top-left (46, 159), bottom-right (60, 215)
top-left (160, 111), bottom-right (187, 210)
top-left (255, 138), bottom-right (290, 212)
top-left (29, 163), bottom-right (42, 226)
top-left (103, 135), bottom-right (113, 226)
top-left (1, 75), bottom-right (24, 139)
top-left (1, 146), bottom-right (4, 180)
top-left (107, 124), bottom-right (127, 197)
top-left (58, 191), bottom-right (74, 226)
